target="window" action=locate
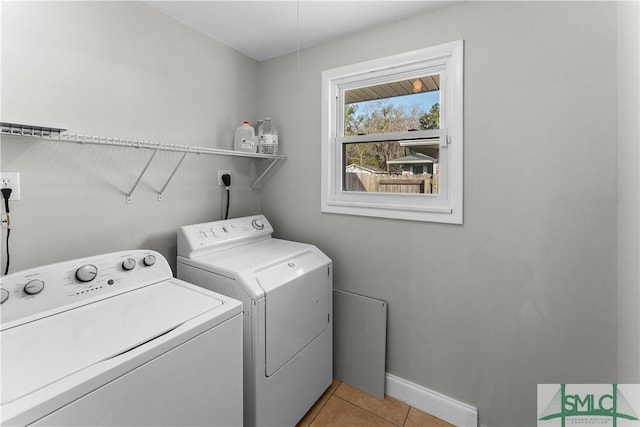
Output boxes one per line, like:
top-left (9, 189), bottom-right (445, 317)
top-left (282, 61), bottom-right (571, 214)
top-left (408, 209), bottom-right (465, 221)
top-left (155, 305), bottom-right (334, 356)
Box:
top-left (321, 41), bottom-right (463, 223)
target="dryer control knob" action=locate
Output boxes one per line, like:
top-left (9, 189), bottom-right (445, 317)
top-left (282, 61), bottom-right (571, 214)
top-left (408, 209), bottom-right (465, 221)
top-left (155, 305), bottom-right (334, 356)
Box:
top-left (1, 288), bottom-right (9, 304)
top-left (252, 219), bottom-right (265, 230)
top-left (76, 264), bottom-right (98, 282)
top-left (122, 258), bottom-right (137, 271)
top-left (143, 254), bottom-right (156, 267)
top-left (24, 279), bottom-right (45, 295)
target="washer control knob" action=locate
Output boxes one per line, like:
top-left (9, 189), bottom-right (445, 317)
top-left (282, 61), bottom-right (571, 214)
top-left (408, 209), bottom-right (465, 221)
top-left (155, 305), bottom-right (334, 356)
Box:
top-left (76, 264), bottom-right (98, 282)
top-left (143, 254), bottom-right (156, 267)
top-left (1, 288), bottom-right (9, 304)
top-left (122, 258), bottom-right (136, 271)
top-left (24, 279), bottom-right (45, 295)
top-left (252, 218), bottom-right (265, 230)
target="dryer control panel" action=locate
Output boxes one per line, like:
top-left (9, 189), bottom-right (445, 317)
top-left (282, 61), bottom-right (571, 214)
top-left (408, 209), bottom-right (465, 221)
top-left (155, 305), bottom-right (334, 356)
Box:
top-left (0, 250), bottom-right (172, 329)
top-left (178, 215), bottom-right (274, 258)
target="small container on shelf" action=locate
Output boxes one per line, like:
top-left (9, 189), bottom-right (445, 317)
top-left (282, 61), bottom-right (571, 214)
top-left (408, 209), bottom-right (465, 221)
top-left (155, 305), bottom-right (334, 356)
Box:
top-left (257, 118), bottom-right (278, 155)
top-left (234, 121), bottom-right (257, 153)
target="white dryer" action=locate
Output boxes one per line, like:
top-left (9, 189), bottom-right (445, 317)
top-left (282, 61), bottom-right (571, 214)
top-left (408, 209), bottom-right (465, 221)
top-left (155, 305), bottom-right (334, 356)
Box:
top-left (0, 250), bottom-right (243, 427)
top-left (177, 215), bottom-right (332, 427)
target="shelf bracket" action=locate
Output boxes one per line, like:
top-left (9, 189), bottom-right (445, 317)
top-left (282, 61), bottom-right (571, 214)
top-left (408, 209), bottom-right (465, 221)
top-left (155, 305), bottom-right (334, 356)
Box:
top-left (158, 151), bottom-right (188, 201)
top-left (126, 148), bottom-right (159, 204)
top-left (251, 157), bottom-right (283, 191)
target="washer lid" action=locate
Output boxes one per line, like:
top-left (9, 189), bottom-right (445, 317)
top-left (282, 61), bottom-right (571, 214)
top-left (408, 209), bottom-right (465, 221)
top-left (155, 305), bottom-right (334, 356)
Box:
top-left (1, 280), bottom-right (223, 405)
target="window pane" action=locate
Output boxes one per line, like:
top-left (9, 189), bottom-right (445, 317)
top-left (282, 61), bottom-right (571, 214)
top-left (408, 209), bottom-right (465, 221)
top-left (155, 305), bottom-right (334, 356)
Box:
top-left (344, 74), bottom-right (440, 137)
top-left (343, 141), bottom-right (439, 194)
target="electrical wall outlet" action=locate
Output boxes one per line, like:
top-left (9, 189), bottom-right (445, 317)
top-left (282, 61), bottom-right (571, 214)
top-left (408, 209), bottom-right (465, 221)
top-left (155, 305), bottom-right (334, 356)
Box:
top-left (217, 170), bottom-right (231, 186)
top-left (0, 172), bottom-right (20, 200)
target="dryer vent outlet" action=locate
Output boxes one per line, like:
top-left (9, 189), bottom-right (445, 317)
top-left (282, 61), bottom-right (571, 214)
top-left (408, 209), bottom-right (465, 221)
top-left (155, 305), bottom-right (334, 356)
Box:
top-left (218, 170), bottom-right (231, 186)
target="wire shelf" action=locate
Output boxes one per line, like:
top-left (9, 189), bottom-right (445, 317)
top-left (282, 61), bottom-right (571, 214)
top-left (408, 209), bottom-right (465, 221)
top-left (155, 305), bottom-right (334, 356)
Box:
top-left (0, 122), bottom-right (285, 200)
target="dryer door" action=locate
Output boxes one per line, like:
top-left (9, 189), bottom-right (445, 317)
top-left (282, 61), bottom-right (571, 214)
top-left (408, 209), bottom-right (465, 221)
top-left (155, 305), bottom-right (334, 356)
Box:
top-left (257, 252), bottom-right (330, 377)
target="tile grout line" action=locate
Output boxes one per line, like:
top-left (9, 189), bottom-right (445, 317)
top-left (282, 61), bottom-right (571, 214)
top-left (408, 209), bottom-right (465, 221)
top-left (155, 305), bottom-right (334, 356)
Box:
top-left (331, 395), bottom-right (404, 427)
top-left (333, 382), bottom-right (410, 427)
top-left (401, 406), bottom-right (410, 427)
top-left (305, 401), bottom-right (326, 426)
top-left (304, 381), bottom-right (340, 427)
top-left (307, 402), bottom-right (322, 427)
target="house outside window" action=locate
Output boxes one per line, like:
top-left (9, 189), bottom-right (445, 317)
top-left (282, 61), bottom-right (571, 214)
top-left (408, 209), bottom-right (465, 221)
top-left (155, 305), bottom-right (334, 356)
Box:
top-left (321, 40), bottom-right (463, 223)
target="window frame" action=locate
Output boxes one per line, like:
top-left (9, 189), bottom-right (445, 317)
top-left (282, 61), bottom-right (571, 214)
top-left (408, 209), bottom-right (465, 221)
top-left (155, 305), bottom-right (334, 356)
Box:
top-left (321, 40), bottom-right (464, 224)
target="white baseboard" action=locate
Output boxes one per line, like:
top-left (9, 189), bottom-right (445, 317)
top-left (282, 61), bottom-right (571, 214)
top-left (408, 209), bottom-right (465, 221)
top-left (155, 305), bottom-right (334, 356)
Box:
top-left (385, 373), bottom-right (478, 427)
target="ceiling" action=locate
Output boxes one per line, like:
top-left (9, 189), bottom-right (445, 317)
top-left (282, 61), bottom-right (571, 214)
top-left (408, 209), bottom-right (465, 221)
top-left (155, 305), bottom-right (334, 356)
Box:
top-left (145, 1), bottom-right (458, 62)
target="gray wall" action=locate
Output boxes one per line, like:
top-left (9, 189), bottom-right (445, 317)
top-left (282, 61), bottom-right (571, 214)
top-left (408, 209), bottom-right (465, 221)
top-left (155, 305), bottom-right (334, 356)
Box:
top-left (617, 1), bottom-right (640, 382)
top-left (258, 2), bottom-right (623, 426)
top-left (1, 1), bottom-right (262, 272)
top-left (1, 2), bottom-right (637, 427)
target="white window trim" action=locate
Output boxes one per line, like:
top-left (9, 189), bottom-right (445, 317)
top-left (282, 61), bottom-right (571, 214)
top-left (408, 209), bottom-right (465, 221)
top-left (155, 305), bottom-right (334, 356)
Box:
top-left (321, 40), bottom-right (464, 224)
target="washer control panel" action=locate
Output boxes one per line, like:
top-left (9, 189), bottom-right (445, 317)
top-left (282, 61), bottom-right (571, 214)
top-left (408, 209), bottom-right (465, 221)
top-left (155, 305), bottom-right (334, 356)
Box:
top-left (178, 215), bottom-right (274, 258)
top-left (0, 250), bottom-right (172, 329)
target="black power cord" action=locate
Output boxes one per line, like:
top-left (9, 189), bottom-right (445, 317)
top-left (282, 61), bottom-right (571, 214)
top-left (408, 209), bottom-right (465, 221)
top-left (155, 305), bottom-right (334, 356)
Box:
top-left (1, 188), bottom-right (12, 275)
top-left (222, 173), bottom-right (231, 220)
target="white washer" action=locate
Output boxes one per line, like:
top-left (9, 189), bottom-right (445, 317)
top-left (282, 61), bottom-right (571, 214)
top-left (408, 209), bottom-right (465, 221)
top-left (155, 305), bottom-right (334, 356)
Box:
top-left (177, 215), bottom-right (332, 427)
top-left (0, 250), bottom-right (243, 427)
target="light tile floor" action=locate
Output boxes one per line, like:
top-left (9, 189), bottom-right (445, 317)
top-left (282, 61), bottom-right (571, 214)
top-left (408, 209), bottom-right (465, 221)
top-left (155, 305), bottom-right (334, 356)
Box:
top-left (296, 380), bottom-right (455, 427)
